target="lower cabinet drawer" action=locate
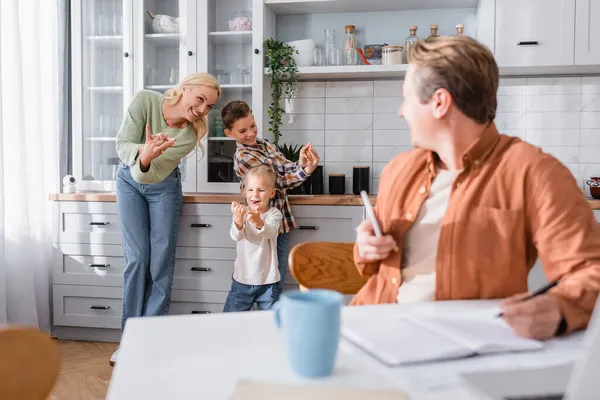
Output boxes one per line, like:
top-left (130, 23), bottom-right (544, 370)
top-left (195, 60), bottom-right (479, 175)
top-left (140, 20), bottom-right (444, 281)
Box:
top-left (288, 206), bottom-right (363, 250)
top-left (53, 285), bottom-right (227, 330)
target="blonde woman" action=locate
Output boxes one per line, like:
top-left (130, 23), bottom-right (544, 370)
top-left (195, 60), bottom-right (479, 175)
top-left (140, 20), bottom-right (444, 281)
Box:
top-left (113, 72), bottom-right (220, 365)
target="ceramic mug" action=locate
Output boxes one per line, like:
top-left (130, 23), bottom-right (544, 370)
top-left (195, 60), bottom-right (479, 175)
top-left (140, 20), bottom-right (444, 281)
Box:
top-left (273, 289), bottom-right (343, 378)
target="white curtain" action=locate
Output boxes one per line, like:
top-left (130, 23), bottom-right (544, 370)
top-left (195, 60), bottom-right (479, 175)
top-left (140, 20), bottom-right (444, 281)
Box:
top-left (0, 0), bottom-right (60, 330)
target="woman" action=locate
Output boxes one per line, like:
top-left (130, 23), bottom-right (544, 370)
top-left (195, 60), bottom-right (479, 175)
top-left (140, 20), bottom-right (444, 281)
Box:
top-left (112, 72), bottom-right (221, 365)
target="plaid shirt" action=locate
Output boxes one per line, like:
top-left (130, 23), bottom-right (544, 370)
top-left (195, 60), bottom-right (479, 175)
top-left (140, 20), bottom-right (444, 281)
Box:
top-left (234, 138), bottom-right (309, 234)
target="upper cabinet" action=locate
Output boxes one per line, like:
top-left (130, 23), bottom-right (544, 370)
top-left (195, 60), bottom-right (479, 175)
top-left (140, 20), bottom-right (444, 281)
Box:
top-left (493, 0), bottom-right (575, 67)
top-left (575, 0), bottom-right (600, 65)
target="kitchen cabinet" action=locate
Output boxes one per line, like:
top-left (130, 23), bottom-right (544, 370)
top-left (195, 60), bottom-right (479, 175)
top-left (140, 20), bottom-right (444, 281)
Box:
top-left (51, 199), bottom-right (363, 341)
top-left (493, 0), bottom-right (575, 67)
top-left (70, 0), bottom-right (266, 193)
top-left (575, 0), bottom-right (600, 65)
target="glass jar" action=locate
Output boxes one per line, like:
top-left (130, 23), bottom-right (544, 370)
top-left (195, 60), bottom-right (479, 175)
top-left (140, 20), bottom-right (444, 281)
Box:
top-left (228, 10), bottom-right (252, 31)
top-left (427, 24), bottom-right (440, 41)
top-left (324, 29), bottom-right (335, 65)
top-left (344, 25), bottom-right (356, 50)
top-left (456, 24), bottom-right (465, 36)
top-left (404, 25), bottom-right (419, 63)
top-left (382, 46), bottom-right (404, 65)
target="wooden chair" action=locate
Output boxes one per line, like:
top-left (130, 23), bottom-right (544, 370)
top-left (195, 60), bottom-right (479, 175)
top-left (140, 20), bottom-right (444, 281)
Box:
top-left (0, 326), bottom-right (61, 400)
top-left (289, 242), bottom-right (369, 295)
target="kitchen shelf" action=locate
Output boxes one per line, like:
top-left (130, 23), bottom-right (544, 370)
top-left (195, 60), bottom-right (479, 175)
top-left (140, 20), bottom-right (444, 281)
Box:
top-left (86, 137), bottom-right (117, 141)
top-left (207, 137), bottom-right (235, 141)
top-left (265, 64), bottom-right (409, 80)
top-left (264, 0), bottom-right (478, 15)
top-left (86, 86), bottom-right (124, 93)
top-left (86, 35), bottom-right (123, 48)
top-left (220, 84), bottom-right (253, 89)
top-left (208, 31), bottom-right (253, 46)
top-left (146, 85), bottom-right (175, 90)
top-left (144, 33), bottom-right (180, 48)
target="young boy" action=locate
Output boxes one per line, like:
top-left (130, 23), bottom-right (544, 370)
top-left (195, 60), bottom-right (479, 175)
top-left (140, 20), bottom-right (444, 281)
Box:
top-left (221, 100), bottom-right (320, 294)
top-left (223, 165), bottom-right (283, 312)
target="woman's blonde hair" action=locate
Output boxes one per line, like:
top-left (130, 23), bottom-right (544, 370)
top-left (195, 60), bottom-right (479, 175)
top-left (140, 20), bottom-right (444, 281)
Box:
top-left (164, 72), bottom-right (221, 154)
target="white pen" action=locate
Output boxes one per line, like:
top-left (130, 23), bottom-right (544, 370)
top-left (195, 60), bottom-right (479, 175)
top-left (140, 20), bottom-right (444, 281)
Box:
top-left (360, 190), bottom-right (382, 237)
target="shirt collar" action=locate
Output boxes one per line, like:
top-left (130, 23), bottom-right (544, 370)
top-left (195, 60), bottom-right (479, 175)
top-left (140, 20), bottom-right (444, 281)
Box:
top-left (426, 122), bottom-right (500, 173)
top-left (236, 137), bottom-right (267, 151)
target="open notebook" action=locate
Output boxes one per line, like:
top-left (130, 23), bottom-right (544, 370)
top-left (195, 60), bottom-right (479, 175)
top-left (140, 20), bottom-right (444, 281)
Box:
top-left (341, 309), bottom-right (544, 366)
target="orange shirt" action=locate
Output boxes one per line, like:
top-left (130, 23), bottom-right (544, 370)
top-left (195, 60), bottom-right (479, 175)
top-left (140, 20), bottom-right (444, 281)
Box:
top-left (351, 123), bottom-right (600, 334)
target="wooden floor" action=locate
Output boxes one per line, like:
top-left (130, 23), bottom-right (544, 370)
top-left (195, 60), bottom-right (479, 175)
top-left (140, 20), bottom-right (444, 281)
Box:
top-left (49, 340), bottom-right (117, 400)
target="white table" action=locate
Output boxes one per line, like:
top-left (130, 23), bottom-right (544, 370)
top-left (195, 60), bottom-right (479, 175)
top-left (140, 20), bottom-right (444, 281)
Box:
top-left (106, 300), bottom-right (584, 400)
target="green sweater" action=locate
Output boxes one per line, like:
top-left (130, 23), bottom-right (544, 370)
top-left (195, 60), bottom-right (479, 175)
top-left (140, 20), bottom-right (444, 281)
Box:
top-left (116, 90), bottom-right (197, 184)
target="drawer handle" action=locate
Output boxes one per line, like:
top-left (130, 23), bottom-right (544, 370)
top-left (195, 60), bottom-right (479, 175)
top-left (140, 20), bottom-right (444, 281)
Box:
top-left (190, 310), bottom-right (212, 314)
top-left (190, 267), bottom-right (212, 272)
top-left (298, 225), bottom-right (319, 230)
top-left (89, 263), bottom-right (110, 268)
top-left (517, 41), bottom-right (539, 46)
top-left (190, 223), bottom-right (212, 228)
top-left (89, 305), bottom-right (111, 310)
top-left (89, 221), bottom-right (110, 226)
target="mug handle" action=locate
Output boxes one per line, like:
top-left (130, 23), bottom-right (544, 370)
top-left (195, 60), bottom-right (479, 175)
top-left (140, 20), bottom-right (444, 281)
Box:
top-left (273, 301), bottom-right (282, 329)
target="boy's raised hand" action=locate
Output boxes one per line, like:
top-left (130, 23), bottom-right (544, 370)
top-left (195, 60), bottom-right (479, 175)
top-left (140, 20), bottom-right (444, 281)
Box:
top-left (300, 143), bottom-right (320, 174)
top-left (231, 201), bottom-right (247, 229)
top-left (246, 209), bottom-right (264, 229)
top-left (299, 143), bottom-right (312, 168)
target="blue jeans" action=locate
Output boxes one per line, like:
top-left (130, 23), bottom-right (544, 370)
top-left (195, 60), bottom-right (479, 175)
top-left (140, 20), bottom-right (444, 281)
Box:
top-left (223, 278), bottom-right (281, 312)
top-left (277, 232), bottom-right (289, 293)
top-left (116, 164), bottom-right (183, 331)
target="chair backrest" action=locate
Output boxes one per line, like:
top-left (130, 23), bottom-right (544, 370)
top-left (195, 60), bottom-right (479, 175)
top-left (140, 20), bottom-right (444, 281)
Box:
top-left (288, 242), bottom-right (368, 295)
top-left (0, 326), bottom-right (61, 400)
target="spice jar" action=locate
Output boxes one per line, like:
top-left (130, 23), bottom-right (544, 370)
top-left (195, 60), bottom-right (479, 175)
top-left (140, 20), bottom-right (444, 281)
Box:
top-left (382, 45), bottom-right (404, 65)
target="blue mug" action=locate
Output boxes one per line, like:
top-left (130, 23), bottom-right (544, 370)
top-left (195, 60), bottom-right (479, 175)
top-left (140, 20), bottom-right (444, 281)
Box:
top-left (274, 289), bottom-right (343, 378)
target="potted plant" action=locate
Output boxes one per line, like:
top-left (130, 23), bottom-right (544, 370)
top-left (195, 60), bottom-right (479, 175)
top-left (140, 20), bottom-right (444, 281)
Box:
top-left (264, 38), bottom-right (299, 147)
top-left (277, 143), bottom-right (308, 194)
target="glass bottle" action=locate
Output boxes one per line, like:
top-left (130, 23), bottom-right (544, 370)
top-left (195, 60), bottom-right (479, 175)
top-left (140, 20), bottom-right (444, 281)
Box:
top-left (427, 24), bottom-right (440, 41)
top-left (404, 25), bottom-right (420, 63)
top-left (344, 25), bottom-right (357, 65)
top-left (456, 24), bottom-right (465, 36)
top-left (324, 29), bottom-right (335, 66)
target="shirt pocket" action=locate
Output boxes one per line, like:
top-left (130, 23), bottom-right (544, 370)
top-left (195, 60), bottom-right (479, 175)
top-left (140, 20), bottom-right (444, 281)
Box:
top-left (458, 207), bottom-right (528, 296)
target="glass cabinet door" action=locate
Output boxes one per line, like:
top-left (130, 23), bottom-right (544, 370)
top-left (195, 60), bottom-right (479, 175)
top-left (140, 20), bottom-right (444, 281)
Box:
top-left (72, 0), bottom-right (132, 191)
top-left (197, 0), bottom-right (261, 193)
top-left (134, 0), bottom-right (197, 191)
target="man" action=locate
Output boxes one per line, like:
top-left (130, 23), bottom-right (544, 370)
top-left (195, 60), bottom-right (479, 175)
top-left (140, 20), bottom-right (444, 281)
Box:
top-left (352, 35), bottom-right (600, 340)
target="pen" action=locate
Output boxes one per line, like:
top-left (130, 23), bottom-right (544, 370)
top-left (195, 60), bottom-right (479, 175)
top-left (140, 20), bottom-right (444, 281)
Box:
top-left (496, 279), bottom-right (559, 318)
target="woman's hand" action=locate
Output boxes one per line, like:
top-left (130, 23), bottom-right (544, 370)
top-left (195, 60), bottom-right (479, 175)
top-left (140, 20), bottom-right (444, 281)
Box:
top-left (139, 125), bottom-right (176, 170)
top-left (231, 201), bottom-right (247, 230)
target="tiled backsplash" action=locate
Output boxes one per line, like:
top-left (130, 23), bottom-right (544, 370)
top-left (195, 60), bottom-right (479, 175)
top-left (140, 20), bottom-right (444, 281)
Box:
top-left (279, 77), bottom-right (600, 195)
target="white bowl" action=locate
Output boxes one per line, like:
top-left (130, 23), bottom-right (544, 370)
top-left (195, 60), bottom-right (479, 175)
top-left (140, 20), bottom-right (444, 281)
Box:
top-left (287, 39), bottom-right (315, 49)
top-left (287, 39), bottom-right (315, 67)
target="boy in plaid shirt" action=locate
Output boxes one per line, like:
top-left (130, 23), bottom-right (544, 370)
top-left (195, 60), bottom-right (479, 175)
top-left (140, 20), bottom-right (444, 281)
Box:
top-left (222, 100), bottom-right (320, 293)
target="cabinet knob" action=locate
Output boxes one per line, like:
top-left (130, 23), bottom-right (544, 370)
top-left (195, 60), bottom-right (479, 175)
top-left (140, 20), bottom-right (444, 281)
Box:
top-left (254, 48), bottom-right (259, 55)
top-left (123, 52), bottom-right (129, 58)
top-left (188, 50), bottom-right (193, 56)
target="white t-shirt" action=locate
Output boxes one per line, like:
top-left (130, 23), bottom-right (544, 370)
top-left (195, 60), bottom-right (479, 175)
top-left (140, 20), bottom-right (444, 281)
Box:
top-left (230, 207), bottom-right (283, 286)
top-left (397, 169), bottom-right (460, 304)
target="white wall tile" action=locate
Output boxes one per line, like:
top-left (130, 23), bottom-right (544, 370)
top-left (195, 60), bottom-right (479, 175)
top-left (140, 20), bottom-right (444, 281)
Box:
top-left (279, 130), bottom-right (325, 146)
top-left (565, 163), bottom-right (579, 180)
top-left (495, 113), bottom-right (527, 130)
top-left (372, 179), bottom-right (380, 194)
top-left (325, 114), bottom-right (373, 130)
top-left (373, 145), bottom-right (412, 162)
top-left (326, 81), bottom-right (373, 98)
top-left (525, 129), bottom-right (579, 146)
top-left (579, 146), bottom-right (600, 163)
top-left (504, 130), bottom-right (526, 140)
top-left (280, 98), bottom-right (324, 114)
top-left (580, 129), bottom-right (600, 146)
top-left (325, 146), bottom-right (372, 162)
top-left (526, 95), bottom-right (581, 112)
top-left (285, 82), bottom-right (325, 98)
top-left (581, 112), bottom-right (600, 129)
top-left (526, 77), bottom-right (582, 94)
top-left (374, 97), bottom-right (403, 114)
top-left (282, 114), bottom-right (324, 130)
top-left (541, 146), bottom-right (579, 164)
top-left (373, 162), bottom-right (388, 178)
top-left (373, 130), bottom-right (411, 146)
top-left (326, 98), bottom-right (373, 114)
top-left (527, 112), bottom-right (581, 129)
top-left (374, 80), bottom-right (403, 97)
top-left (582, 94), bottom-right (600, 112)
top-left (582, 77), bottom-right (600, 94)
top-left (325, 130), bottom-right (372, 146)
top-left (497, 95), bottom-right (527, 112)
top-left (373, 114), bottom-right (409, 130)
top-left (498, 78), bottom-right (527, 95)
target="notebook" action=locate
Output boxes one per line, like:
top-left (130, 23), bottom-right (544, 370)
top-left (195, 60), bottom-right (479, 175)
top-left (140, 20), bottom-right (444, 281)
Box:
top-left (341, 308), bottom-right (544, 366)
top-left (228, 380), bottom-right (408, 400)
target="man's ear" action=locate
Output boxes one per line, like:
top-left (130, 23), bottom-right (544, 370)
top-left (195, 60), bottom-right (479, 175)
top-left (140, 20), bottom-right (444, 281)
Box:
top-left (431, 88), bottom-right (452, 120)
top-left (224, 129), bottom-right (233, 138)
